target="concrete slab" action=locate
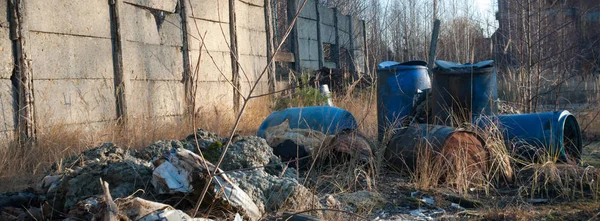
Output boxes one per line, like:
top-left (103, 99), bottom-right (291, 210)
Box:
top-left (128, 80), bottom-right (186, 118)
top-left (236, 2), bottom-right (266, 31)
top-left (337, 13), bottom-right (350, 32)
top-left (237, 28), bottom-right (267, 56)
top-left (28, 32), bottom-right (114, 79)
top-left (299, 38), bottom-right (319, 61)
top-left (0, 130), bottom-right (13, 146)
top-left (25, 0), bottom-right (112, 38)
top-left (298, 0), bottom-right (317, 19)
top-left (238, 0), bottom-right (263, 7)
top-left (33, 79), bottom-right (116, 126)
top-left (0, 0), bottom-right (7, 25)
top-left (124, 0), bottom-right (177, 12)
top-left (320, 6), bottom-right (335, 26)
top-left (122, 4), bottom-right (183, 46)
top-left (0, 27), bottom-right (13, 79)
top-left (300, 59), bottom-right (319, 71)
top-left (187, 18), bottom-right (231, 52)
top-left (0, 79), bottom-right (15, 139)
top-left (189, 49), bottom-right (232, 82)
top-left (123, 41), bottom-right (184, 81)
top-left (298, 18), bottom-right (318, 40)
top-left (321, 24), bottom-right (336, 44)
top-left (193, 81), bottom-right (234, 114)
top-left (238, 54), bottom-right (267, 82)
top-left (186, 0), bottom-right (229, 23)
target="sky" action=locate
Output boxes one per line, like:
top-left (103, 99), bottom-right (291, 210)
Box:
top-left (382, 0), bottom-right (499, 37)
top-left (473, 0), bottom-right (498, 37)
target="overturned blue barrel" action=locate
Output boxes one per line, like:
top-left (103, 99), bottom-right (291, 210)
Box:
top-left (488, 111), bottom-right (583, 161)
top-left (432, 60), bottom-right (498, 126)
top-left (257, 106), bottom-right (358, 137)
top-left (377, 60), bottom-right (431, 142)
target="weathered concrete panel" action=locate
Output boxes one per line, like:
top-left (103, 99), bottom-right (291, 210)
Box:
top-left (236, 2), bottom-right (265, 31)
top-left (187, 18), bottom-right (231, 52)
top-left (298, 0), bottom-right (317, 19)
top-left (320, 6), bottom-right (334, 26)
top-left (0, 27), bottom-right (13, 79)
top-left (238, 28), bottom-right (267, 56)
top-left (299, 38), bottom-right (319, 62)
top-left (186, 0), bottom-right (229, 23)
top-left (239, 0), bottom-right (263, 7)
top-left (25, 0), bottom-right (112, 38)
top-left (238, 54), bottom-right (267, 82)
top-left (298, 18), bottom-right (318, 40)
top-left (34, 79), bottom-right (116, 126)
top-left (189, 50), bottom-right (232, 82)
top-left (194, 81), bottom-right (234, 113)
top-left (0, 79), bottom-right (14, 140)
top-left (128, 80), bottom-right (186, 118)
top-left (321, 24), bottom-right (336, 44)
top-left (300, 60), bottom-right (319, 71)
top-left (337, 14), bottom-right (350, 33)
top-left (28, 32), bottom-right (114, 79)
top-left (122, 4), bottom-right (182, 46)
top-left (123, 41), bottom-right (183, 81)
top-left (124, 0), bottom-right (177, 12)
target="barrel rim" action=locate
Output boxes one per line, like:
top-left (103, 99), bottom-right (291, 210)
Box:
top-left (432, 68), bottom-right (496, 75)
top-left (378, 65), bottom-right (428, 72)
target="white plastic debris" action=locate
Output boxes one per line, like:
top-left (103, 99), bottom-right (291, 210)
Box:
top-left (151, 148), bottom-right (262, 221)
top-left (152, 161), bottom-right (192, 194)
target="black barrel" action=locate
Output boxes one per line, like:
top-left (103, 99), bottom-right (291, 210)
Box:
top-left (431, 60), bottom-right (498, 126)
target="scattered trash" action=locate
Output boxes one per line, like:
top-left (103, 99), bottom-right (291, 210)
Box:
top-left (320, 84), bottom-right (334, 106)
top-left (450, 203), bottom-right (466, 211)
top-left (331, 191), bottom-right (387, 212)
top-left (153, 148), bottom-right (262, 221)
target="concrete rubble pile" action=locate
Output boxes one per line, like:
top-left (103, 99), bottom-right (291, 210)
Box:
top-left (0, 130), bottom-right (328, 221)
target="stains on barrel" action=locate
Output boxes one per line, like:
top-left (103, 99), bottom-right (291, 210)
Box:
top-left (431, 60), bottom-right (498, 126)
top-left (384, 124), bottom-right (488, 185)
top-left (377, 60), bottom-right (431, 142)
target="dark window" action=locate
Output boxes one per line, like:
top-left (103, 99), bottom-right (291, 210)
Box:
top-left (323, 43), bottom-right (335, 62)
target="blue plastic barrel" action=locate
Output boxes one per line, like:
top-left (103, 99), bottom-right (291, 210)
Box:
top-left (377, 60), bottom-right (431, 142)
top-left (257, 106), bottom-right (358, 138)
top-left (432, 60), bottom-right (498, 126)
top-left (479, 110), bottom-right (582, 161)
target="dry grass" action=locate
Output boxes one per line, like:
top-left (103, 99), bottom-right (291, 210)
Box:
top-left (0, 97), bottom-right (274, 193)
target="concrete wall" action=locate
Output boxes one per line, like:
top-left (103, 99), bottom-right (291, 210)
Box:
top-left (293, 0), bottom-right (366, 72)
top-left (25, 0), bottom-right (117, 130)
top-left (0, 0), bottom-right (13, 144)
top-left (0, 0), bottom-right (271, 145)
top-left (121, 1), bottom-right (185, 122)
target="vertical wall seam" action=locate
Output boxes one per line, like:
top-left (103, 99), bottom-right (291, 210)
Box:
top-left (315, 1), bottom-right (324, 69)
top-left (348, 15), bottom-right (355, 74)
top-left (287, 0), bottom-right (301, 73)
top-left (180, 0), bottom-right (193, 116)
top-left (333, 8), bottom-right (341, 69)
top-left (10, 0), bottom-right (36, 146)
top-left (265, 0), bottom-right (276, 93)
top-left (109, 0), bottom-right (128, 126)
top-left (229, 0), bottom-right (240, 113)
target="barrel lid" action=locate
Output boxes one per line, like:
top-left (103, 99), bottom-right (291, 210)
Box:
top-left (378, 60), bottom-right (428, 70)
top-left (434, 60), bottom-right (494, 72)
